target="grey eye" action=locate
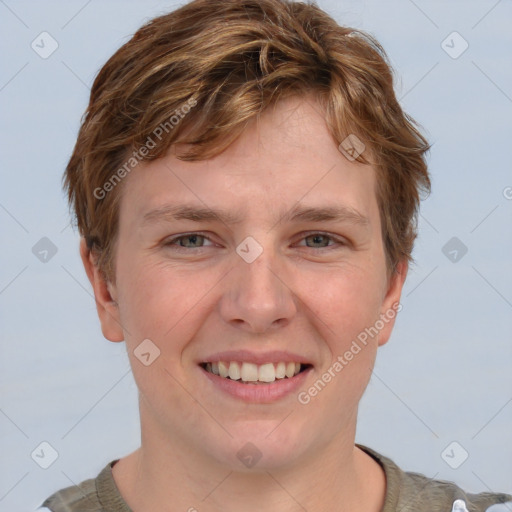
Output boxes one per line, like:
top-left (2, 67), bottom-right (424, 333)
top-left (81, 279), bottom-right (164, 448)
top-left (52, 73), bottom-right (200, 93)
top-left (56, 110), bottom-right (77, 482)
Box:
top-left (304, 234), bottom-right (331, 248)
top-left (175, 234), bottom-right (206, 248)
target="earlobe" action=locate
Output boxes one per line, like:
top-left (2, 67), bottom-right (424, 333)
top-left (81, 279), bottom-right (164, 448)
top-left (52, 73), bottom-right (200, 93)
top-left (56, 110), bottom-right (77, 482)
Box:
top-left (377, 259), bottom-right (408, 347)
top-left (79, 238), bottom-right (124, 342)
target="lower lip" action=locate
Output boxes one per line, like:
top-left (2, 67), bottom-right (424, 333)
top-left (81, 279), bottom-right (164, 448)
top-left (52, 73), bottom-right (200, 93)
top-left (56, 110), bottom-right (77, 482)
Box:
top-left (200, 365), bottom-right (313, 403)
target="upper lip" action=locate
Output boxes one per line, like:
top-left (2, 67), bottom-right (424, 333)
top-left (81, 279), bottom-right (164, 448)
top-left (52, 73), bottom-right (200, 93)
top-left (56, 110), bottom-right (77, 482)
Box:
top-left (198, 350), bottom-right (313, 366)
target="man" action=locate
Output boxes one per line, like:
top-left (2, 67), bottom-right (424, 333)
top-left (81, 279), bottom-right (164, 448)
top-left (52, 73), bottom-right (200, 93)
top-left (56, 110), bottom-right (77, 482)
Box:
top-left (40, 0), bottom-right (511, 510)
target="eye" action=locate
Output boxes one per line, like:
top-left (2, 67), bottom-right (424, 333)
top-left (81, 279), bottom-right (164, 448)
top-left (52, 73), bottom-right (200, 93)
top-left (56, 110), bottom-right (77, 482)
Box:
top-left (297, 232), bottom-right (345, 249)
top-left (163, 231), bottom-right (346, 252)
top-left (165, 233), bottom-right (214, 249)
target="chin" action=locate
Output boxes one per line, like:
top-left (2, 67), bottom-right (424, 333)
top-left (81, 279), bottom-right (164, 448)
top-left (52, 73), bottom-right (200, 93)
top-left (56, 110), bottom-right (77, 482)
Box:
top-left (205, 423), bottom-right (310, 472)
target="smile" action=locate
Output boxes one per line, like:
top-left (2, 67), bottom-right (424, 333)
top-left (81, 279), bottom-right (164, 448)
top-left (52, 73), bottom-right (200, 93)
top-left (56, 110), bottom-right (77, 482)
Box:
top-left (199, 359), bottom-right (313, 402)
top-left (201, 361), bottom-right (310, 383)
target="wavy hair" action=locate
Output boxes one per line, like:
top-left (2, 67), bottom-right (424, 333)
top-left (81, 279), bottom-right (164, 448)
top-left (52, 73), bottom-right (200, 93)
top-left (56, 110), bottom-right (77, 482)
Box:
top-left (64, 0), bottom-right (430, 279)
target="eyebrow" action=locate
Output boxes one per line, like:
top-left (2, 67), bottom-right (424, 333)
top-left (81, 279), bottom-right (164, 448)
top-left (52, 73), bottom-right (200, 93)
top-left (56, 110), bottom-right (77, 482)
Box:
top-left (141, 203), bottom-right (370, 227)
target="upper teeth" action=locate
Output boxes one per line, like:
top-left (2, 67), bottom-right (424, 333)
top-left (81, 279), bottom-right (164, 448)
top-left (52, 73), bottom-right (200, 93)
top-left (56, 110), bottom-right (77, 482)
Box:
top-left (205, 361), bottom-right (302, 383)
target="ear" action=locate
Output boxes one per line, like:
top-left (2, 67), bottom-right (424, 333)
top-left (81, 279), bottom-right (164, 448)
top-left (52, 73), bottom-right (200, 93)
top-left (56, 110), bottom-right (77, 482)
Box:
top-left (80, 238), bottom-right (124, 342)
top-left (377, 259), bottom-right (408, 347)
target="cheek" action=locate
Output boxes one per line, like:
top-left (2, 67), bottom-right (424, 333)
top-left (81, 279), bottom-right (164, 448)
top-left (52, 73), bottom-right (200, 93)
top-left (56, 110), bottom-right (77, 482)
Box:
top-left (114, 258), bottom-right (220, 351)
top-left (297, 270), bottom-right (383, 432)
top-left (303, 263), bottom-right (384, 399)
top-left (113, 260), bottom-right (209, 415)
top-left (309, 264), bottom-right (386, 346)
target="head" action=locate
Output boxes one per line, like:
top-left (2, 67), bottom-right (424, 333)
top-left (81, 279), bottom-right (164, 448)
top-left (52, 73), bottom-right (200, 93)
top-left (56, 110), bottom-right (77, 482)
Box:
top-left (67, 0), bottom-right (430, 471)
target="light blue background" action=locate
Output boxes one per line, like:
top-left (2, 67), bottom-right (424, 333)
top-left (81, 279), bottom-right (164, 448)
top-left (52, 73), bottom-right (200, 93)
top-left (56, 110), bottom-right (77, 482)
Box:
top-left (1, 1), bottom-right (511, 510)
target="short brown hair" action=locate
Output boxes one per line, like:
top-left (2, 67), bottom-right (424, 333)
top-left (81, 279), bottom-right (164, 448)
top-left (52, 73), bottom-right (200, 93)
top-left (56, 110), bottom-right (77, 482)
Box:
top-left (64, 0), bottom-right (430, 280)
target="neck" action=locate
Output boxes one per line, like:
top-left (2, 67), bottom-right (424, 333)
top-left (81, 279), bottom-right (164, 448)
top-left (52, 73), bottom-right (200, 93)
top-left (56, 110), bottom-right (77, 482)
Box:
top-left (112, 416), bottom-right (386, 512)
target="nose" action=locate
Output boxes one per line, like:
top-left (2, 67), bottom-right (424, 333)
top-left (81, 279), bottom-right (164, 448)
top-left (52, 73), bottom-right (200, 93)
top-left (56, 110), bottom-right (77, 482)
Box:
top-left (218, 245), bottom-right (298, 334)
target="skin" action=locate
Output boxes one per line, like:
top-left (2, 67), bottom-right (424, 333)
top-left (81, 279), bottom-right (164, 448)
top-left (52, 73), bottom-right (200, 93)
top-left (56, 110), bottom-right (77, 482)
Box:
top-left (82, 94), bottom-right (407, 512)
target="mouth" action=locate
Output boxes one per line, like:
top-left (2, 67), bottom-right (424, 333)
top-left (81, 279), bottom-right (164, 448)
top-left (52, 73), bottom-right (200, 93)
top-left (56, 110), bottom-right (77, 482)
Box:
top-left (199, 361), bottom-right (312, 384)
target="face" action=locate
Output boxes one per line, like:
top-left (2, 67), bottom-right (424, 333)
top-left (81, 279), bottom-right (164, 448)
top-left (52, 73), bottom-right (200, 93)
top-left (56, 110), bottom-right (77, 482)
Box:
top-left (85, 95), bottom-right (406, 471)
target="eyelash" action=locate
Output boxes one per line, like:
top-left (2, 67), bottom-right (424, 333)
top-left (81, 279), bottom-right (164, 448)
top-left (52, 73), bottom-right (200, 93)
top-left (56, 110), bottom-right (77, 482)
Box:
top-left (163, 231), bottom-right (347, 251)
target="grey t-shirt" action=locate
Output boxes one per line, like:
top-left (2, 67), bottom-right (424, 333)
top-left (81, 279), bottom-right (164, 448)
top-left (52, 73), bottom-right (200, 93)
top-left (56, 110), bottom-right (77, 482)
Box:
top-left (40, 444), bottom-right (512, 512)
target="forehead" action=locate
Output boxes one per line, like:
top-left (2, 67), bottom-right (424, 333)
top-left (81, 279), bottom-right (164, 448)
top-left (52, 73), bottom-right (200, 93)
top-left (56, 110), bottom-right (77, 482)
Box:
top-left (118, 95), bottom-right (379, 230)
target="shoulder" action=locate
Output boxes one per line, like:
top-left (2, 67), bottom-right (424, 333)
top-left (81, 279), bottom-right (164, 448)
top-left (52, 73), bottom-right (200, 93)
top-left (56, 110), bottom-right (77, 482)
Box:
top-left (38, 461), bottom-right (122, 512)
top-left (395, 469), bottom-right (512, 512)
top-left (39, 474), bottom-right (98, 512)
top-left (357, 444), bottom-right (512, 512)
